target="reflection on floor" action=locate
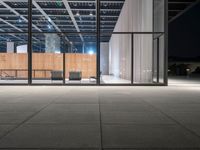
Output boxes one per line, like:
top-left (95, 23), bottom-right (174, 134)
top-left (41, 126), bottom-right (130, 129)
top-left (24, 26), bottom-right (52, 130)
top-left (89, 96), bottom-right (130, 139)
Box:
top-left (0, 76), bottom-right (130, 84)
top-left (0, 80), bottom-right (28, 84)
top-left (169, 76), bottom-right (200, 86)
top-left (0, 79), bottom-right (96, 84)
top-left (102, 75), bottom-right (131, 84)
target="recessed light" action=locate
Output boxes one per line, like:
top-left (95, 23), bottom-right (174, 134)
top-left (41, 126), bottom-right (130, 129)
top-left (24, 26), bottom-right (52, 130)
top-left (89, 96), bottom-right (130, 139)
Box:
top-left (103, 3), bottom-right (108, 7)
top-left (76, 11), bottom-right (80, 16)
top-left (88, 3), bottom-right (93, 7)
top-left (73, 3), bottom-right (77, 6)
top-left (89, 12), bottom-right (93, 16)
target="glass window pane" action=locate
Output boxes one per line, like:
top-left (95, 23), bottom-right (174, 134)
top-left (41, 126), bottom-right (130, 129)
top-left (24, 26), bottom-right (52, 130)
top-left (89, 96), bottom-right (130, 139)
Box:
top-left (0, 1), bottom-right (28, 33)
top-left (32, 33), bottom-right (63, 84)
top-left (101, 33), bottom-right (131, 84)
top-left (133, 34), bottom-right (153, 83)
top-left (64, 34), bottom-right (97, 85)
top-left (154, 0), bottom-right (165, 32)
top-left (0, 33), bottom-right (28, 84)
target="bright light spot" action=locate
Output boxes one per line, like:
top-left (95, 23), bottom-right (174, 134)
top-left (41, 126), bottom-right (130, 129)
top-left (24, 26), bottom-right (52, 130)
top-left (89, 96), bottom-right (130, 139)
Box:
top-left (18, 18), bottom-right (22, 23)
top-left (48, 18), bottom-right (51, 22)
top-left (76, 11), bottom-right (80, 16)
top-left (88, 50), bottom-right (94, 55)
top-left (48, 24), bottom-right (52, 29)
top-left (55, 51), bottom-right (61, 54)
top-left (89, 12), bottom-right (93, 16)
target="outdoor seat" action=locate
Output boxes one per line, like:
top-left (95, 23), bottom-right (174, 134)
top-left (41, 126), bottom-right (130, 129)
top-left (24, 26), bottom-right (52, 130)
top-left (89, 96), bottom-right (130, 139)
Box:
top-left (69, 71), bottom-right (82, 81)
top-left (51, 71), bottom-right (63, 81)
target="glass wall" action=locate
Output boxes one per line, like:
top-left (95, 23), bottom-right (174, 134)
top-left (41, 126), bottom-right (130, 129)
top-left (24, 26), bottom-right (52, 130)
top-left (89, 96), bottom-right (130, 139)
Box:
top-left (100, 33), bottom-right (131, 84)
top-left (0, 34), bottom-right (28, 84)
top-left (100, 0), bottom-right (166, 85)
top-left (64, 34), bottom-right (97, 85)
top-left (32, 33), bottom-right (64, 84)
top-left (0, 0), bottom-right (28, 84)
top-left (0, 0), bottom-right (166, 85)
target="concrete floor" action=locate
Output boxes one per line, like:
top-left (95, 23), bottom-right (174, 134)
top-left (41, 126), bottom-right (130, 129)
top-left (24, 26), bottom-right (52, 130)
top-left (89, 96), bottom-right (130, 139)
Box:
top-left (0, 80), bottom-right (200, 149)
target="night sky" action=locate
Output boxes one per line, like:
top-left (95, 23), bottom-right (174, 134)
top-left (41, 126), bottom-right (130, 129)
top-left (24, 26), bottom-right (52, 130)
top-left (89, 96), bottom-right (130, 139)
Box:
top-left (169, 2), bottom-right (200, 58)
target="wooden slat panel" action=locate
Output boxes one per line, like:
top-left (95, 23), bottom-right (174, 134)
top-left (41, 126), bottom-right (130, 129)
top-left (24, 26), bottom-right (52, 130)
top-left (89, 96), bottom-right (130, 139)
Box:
top-left (0, 53), bottom-right (96, 79)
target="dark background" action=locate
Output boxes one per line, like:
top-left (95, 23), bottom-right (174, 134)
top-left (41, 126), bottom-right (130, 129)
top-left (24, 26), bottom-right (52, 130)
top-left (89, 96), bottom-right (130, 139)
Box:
top-left (169, 2), bottom-right (200, 58)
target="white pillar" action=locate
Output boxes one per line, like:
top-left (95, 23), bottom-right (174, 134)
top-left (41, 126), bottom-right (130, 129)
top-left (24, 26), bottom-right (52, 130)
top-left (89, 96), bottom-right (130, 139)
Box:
top-left (7, 42), bottom-right (14, 53)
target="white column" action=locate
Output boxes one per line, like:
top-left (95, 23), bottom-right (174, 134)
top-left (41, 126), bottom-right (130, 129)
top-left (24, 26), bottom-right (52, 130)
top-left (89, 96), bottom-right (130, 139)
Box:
top-left (100, 42), bottom-right (109, 75)
top-left (7, 42), bottom-right (14, 53)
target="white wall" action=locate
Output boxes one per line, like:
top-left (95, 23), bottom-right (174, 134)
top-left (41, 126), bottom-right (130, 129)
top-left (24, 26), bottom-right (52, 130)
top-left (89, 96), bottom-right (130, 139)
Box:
top-left (100, 42), bottom-right (109, 75)
top-left (109, 0), bottom-right (153, 82)
top-left (154, 0), bottom-right (165, 32)
top-left (7, 42), bottom-right (14, 53)
top-left (17, 44), bottom-right (27, 53)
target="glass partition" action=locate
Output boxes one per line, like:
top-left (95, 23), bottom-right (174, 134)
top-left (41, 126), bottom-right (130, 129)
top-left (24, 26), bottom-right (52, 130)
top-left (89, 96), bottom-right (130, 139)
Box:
top-left (100, 33), bottom-right (131, 84)
top-left (154, 0), bottom-right (165, 32)
top-left (32, 33), bottom-right (63, 84)
top-left (64, 34), bottom-right (97, 84)
top-left (0, 34), bottom-right (28, 84)
top-left (0, 0), bottom-right (166, 85)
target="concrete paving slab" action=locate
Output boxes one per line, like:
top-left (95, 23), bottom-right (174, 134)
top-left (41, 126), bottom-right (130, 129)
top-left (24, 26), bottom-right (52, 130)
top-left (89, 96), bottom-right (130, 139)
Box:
top-left (42, 104), bottom-right (99, 112)
top-left (101, 112), bottom-right (175, 125)
top-left (0, 125), bottom-right (16, 138)
top-left (0, 112), bottom-right (34, 124)
top-left (0, 125), bottom-right (101, 148)
top-left (100, 104), bottom-right (157, 112)
top-left (26, 111), bottom-right (100, 125)
top-left (102, 124), bottom-right (200, 148)
top-left (0, 103), bottom-right (47, 112)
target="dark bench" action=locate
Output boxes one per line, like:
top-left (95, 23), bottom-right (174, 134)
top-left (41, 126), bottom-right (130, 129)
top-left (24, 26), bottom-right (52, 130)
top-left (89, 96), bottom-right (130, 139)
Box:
top-left (69, 71), bottom-right (82, 81)
top-left (51, 71), bottom-right (63, 81)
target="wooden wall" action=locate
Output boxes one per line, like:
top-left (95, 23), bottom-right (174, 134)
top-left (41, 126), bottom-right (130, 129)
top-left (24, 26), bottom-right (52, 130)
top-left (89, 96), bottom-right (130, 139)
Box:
top-left (0, 53), bottom-right (96, 79)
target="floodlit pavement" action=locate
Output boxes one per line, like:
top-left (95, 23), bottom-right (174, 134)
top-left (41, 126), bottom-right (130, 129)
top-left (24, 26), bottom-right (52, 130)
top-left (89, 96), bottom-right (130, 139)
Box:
top-left (0, 78), bottom-right (200, 149)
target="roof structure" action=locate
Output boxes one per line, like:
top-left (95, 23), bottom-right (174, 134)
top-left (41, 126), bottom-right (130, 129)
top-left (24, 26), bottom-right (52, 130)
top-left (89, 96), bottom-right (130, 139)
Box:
top-left (0, 0), bottom-right (199, 52)
top-left (168, 0), bottom-right (199, 22)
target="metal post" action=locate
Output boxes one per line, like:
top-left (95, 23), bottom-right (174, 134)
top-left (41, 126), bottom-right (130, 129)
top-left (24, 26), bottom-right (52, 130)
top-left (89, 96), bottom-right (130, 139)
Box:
top-left (28, 0), bottom-right (32, 85)
top-left (131, 33), bottom-right (134, 84)
top-left (157, 38), bottom-right (160, 83)
top-left (63, 53), bottom-right (66, 84)
top-left (96, 0), bottom-right (100, 85)
top-left (164, 0), bottom-right (168, 85)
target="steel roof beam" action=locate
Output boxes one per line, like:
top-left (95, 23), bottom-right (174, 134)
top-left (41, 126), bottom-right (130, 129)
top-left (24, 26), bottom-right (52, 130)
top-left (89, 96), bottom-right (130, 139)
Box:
top-left (32, 0), bottom-right (61, 32)
top-left (169, 0), bottom-right (200, 23)
top-left (62, 0), bottom-right (84, 42)
top-left (0, 0), bottom-right (42, 32)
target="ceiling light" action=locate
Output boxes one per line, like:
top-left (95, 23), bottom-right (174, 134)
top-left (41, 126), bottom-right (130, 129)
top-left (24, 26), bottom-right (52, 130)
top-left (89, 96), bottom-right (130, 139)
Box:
top-left (76, 11), bottom-right (80, 16)
top-left (88, 3), bottom-right (93, 7)
top-left (18, 18), bottom-right (22, 23)
top-left (73, 3), bottom-right (77, 6)
top-left (48, 24), bottom-right (52, 29)
top-left (89, 12), bottom-right (93, 16)
top-left (103, 3), bottom-right (108, 7)
top-left (88, 50), bottom-right (94, 55)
